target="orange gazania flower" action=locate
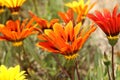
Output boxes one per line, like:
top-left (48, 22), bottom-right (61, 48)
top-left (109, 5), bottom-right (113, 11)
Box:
top-left (87, 5), bottom-right (120, 46)
top-left (0, 19), bottom-right (36, 46)
top-left (58, 9), bottom-right (74, 24)
top-left (4, 0), bottom-right (26, 15)
top-left (37, 21), bottom-right (96, 59)
top-left (29, 12), bottom-right (59, 33)
top-left (65, 0), bottom-right (96, 23)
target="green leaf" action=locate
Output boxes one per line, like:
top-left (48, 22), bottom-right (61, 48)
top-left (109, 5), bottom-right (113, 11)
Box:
top-left (24, 38), bottom-right (41, 64)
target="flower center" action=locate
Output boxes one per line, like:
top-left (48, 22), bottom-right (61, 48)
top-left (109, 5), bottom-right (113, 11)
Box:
top-left (9, 7), bottom-right (20, 15)
top-left (12, 41), bottom-right (23, 47)
top-left (64, 53), bottom-right (79, 60)
top-left (107, 35), bottom-right (119, 46)
top-left (107, 35), bottom-right (119, 40)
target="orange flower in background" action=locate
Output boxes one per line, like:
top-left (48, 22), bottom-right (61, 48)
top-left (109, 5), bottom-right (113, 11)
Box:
top-left (0, 19), bottom-right (37, 46)
top-left (29, 12), bottom-right (59, 32)
top-left (87, 5), bottom-right (120, 46)
top-left (37, 21), bottom-right (96, 59)
top-left (65, 0), bottom-right (96, 23)
top-left (58, 9), bottom-right (74, 24)
top-left (4, 0), bottom-right (26, 15)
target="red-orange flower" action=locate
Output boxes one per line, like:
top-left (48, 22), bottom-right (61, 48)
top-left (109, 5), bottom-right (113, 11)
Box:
top-left (87, 5), bottom-right (120, 45)
top-left (29, 12), bottom-right (59, 32)
top-left (37, 21), bottom-right (96, 59)
top-left (0, 19), bottom-right (37, 46)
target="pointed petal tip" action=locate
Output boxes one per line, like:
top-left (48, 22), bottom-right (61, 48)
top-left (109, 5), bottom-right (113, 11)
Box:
top-left (112, 4), bottom-right (119, 16)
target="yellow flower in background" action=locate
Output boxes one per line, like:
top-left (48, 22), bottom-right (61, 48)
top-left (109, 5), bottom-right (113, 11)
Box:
top-left (65, 0), bottom-right (96, 23)
top-left (0, 65), bottom-right (27, 80)
top-left (0, 0), bottom-right (5, 13)
top-left (4, 0), bottom-right (26, 15)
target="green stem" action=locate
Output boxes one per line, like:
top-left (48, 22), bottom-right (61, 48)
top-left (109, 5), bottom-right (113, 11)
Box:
top-left (75, 59), bottom-right (80, 80)
top-left (112, 46), bottom-right (115, 80)
top-left (33, 0), bottom-right (39, 15)
top-left (70, 66), bottom-right (75, 80)
top-left (52, 54), bottom-right (71, 79)
top-left (107, 66), bottom-right (111, 80)
top-left (11, 14), bottom-right (20, 20)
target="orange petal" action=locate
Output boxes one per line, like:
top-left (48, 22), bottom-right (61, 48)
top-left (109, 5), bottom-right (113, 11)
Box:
top-left (38, 34), bottom-right (48, 40)
top-left (16, 20), bottom-right (20, 33)
top-left (72, 37), bottom-right (82, 51)
top-left (103, 9), bottom-right (111, 18)
top-left (87, 13), bottom-right (98, 21)
top-left (29, 11), bottom-right (47, 28)
top-left (58, 12), bottom-right (70, 23)
top-left (37, 42), bottom-right (59, 53)
top-left (49, 19), bottom-right (59, 28)
top-left (82, 24), bottom-right (96, 45)
top-left (76, 13), bottom-right (82, 23)
top-left (65, 21), bottom-right (74, 41)
top-left (74, 22), bottom-right (81, 39)
top-left (44, 28), bottom-right (68, 49)
top-left (0, 36), bottom-right (7, 40)
top-left (95, 10), bottom-right (104, 21)
top-left (112, 4), bottom-right (118, 17)
top-left (67, 9), bottom-right (74, 21)
top-left (21, 19), bottom-right (28, 30)
top-left (53, 23), bottom-right (66, 41)
top-left (25, 18), bottom-right (34, 28)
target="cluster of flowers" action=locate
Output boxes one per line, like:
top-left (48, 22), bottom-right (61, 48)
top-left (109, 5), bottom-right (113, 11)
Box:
top-left (0, 0), bottom-right (119, 80)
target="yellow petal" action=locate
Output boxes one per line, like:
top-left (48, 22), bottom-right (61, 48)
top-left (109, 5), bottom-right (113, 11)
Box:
top-left (74, 22), bottom-right (81, 38)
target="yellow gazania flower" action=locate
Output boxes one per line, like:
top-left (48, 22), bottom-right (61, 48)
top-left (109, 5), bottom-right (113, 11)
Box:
top-left (0, 65), bottom-right (27, 80)
top-left (4, 0), bottom-right (26, 15)
top-left (65, 0), bottom-right (95, 22)
top-left (0, 0), bottom-right (5, 13)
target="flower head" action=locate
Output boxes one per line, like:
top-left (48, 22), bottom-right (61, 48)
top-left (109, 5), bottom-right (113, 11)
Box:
top-left (37, 21), bottom-right (96, 59)
top-left (0, 19), bottom-right (36, 46)
top-left (4, 0), bottom-right (26, 15)
top-left (65, 0), bottom-right (96, 23)
top-left (87, 5), bottom-right (120, 46)
top-left (0, 65), bottom-right (27, 80)
top-left (29, 12), bottom-right (59, 33)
